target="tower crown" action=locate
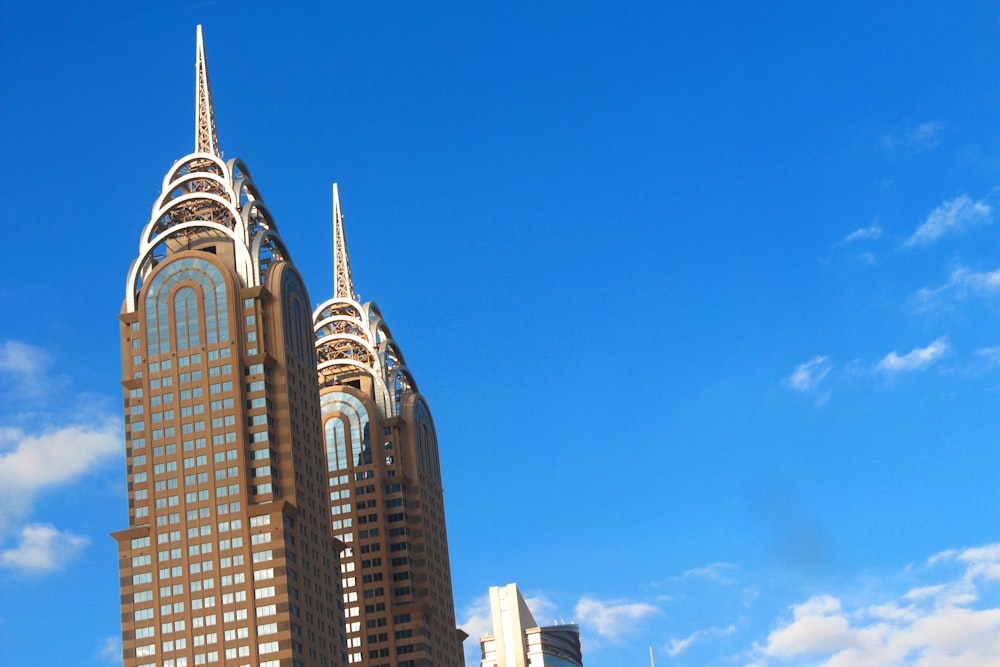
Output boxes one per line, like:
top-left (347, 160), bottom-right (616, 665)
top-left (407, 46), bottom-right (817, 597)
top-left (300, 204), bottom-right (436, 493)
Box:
top-left (123, 26), bottom-right (291, 312)
top-left (313, 188), bottom-right (417, 418)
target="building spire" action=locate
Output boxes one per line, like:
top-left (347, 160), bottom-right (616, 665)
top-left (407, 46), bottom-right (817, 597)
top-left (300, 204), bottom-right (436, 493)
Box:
top-left (195, 25), bottom-right (220, 156)
top-left (332, 183), bottom-right (355, 299)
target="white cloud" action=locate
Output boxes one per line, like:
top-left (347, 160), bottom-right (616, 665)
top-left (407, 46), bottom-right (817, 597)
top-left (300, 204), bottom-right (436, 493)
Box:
top-left (882, 121), bottom-right (944, 152)
top-left (955, 544), bottom-right (1000, 581)
top-left (762, 595), bottom-right (856, 658)
top-left (838, 219), bottom-right (883, 246)
top-left (98, 636), bottom-right (122, 665)
top-left (0, 420), bottom-right (121, 529)
top-left (974, 346), bottom-right (1000, 369)
top-left (525, 593), bottom-right (558, 624)
top-left (875, 337), bottom-right (949, 373)
top-left (679, 562), bottom-right (738, 584)
top-left (574, 596), bottom-right (659, 640)
top-left (0, 340), bottom-right (49, 375)
top-left (909, 121), bottom-right (945, 148)
top-left (788, 356), bottom-right (833, 392)
top-left (0, 523), bottom-right (89, 573)
top-left (0, 340), bottom-right (122, 575)
top-left (752, 543), bottom-right (1000, 667)
top-left (904, 194), bottom-right (992, 247)
top-left (459, 595), bottom-right (492, 665)
top-left (665, 624), bottom-right (736, 657)
top-left (915, 266), bottom-right (1000, 308)
top-left (0, 340), bottom-right (53, 398)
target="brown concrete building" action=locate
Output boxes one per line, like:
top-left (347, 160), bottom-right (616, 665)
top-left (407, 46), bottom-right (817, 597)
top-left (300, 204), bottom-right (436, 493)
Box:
top-left (112, 27), bottom-right (347, 667)
top-left (312, 185), bottom-right (467, 667)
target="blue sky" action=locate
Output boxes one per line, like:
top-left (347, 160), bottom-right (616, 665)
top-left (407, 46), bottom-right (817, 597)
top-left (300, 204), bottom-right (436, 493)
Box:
top-left (2, 1), bottom-right (999, 666)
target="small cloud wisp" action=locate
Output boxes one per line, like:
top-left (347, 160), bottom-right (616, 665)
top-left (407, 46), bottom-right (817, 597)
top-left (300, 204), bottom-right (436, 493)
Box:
top-left (838, 219), bottom-right (883, 246)
top-left (882, 121), bottom-right (944, 152)
top-left (575, 597), bottom-right (659, 641)
top-left (876, 338), bottom-right (949, 373)
top-left (905, 194), bottom-right (992, 248)
top-left (788, 356), bottom-right (833, 392)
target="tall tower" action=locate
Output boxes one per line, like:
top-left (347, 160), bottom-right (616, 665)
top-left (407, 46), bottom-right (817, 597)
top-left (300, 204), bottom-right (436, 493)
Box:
top-left (113, 27), bottom-right (346, 667)
top-left (313, 186), bottom-right (467, 667)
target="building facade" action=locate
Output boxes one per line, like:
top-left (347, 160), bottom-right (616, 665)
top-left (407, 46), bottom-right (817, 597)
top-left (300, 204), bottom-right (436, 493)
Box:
top-left (112, 28), bottom-right (347, 667)
top-left (479, 585), bottom-right (583, 667)
top-left (313, 186), bottom-right (466, 667)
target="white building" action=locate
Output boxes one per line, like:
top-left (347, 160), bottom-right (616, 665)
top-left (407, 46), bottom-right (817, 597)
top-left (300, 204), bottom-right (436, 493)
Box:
top-left (480, 584), bottom-right (583, 667)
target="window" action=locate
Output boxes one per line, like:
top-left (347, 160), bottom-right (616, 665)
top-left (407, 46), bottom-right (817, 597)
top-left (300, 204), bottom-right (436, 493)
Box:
top-left (135, 644), bottom-right (156, 658)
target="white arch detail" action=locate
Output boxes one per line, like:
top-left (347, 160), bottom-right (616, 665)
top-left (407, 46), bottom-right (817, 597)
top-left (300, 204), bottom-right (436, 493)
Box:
top-left (124, 149), bottom-right (294, 312)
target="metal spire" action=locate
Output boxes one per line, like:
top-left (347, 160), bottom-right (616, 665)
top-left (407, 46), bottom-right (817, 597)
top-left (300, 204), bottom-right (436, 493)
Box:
top-left (195, 25), bottom-right (220, 156)
top-left (332, 183), bottom-right (355, 299)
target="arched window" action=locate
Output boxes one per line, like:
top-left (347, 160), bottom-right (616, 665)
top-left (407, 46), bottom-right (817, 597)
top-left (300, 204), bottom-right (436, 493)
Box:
top-left (325, 417), bottom-right (347, 471)
top-left (413, 399), bottom-right (440, 483)
top-left (281, 269), bottom-right (312, 363)
top-left (144, 256), bottom-right (229, 355)
top-left (321, 393), bottom-right (371, 472)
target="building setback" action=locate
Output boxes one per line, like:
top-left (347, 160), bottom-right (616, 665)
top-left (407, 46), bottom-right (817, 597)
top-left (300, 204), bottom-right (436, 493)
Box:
top-left (112, 28), bottom-right (347, 667)
top-left (313, 185), bottom-right (467, 667)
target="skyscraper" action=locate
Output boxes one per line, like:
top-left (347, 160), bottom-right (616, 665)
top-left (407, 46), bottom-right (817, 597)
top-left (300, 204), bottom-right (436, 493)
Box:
top-left (113, 27), bottom-right (347, 667)
top-left (313, 186), bottom-right (467, 667)
top-left (478, 584), bottom-right (583, 667)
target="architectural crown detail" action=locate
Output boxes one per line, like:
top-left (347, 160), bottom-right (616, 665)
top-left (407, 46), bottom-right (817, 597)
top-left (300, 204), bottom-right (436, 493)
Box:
top-left (313, 186), bottom-right (418, 418)
top-left (123, 26), bottom-right (291, 312)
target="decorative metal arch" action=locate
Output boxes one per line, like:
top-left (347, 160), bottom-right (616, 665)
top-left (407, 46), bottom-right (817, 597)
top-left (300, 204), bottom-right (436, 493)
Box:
top-left (313, 293), bottom-right (420, 418)
top-left (251, 230), bottom-right (293, 286)
top-left (124, 37), bottom-right (295, 312)
top-left (311, 185), bottom-right (422, 418)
